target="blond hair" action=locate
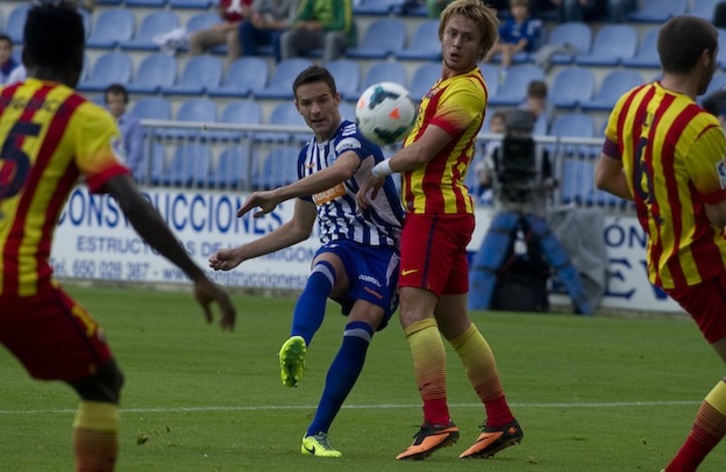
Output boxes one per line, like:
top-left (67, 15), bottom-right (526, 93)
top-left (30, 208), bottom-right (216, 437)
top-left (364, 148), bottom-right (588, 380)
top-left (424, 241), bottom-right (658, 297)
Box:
top-left (439, 0), bottom-right (500, 61)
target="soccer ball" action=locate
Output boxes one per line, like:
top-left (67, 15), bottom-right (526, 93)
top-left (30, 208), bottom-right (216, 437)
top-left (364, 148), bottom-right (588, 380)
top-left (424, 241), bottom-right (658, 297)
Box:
top-left (355, 82), bottom-right (417, 146)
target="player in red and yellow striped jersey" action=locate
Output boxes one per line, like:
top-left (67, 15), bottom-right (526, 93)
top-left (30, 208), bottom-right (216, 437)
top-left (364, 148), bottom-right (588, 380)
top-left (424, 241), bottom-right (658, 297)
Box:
top-left (596, 15), bottom-right (726, 472)
top-left (357, 0), bottom-right (521, 461)
top-left (0, 4), bottom-right (235, 471)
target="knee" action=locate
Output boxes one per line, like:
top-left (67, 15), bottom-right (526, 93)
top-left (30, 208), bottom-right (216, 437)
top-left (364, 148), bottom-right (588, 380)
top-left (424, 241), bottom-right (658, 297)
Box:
top-left (70, 360), bottom-right (125, 404)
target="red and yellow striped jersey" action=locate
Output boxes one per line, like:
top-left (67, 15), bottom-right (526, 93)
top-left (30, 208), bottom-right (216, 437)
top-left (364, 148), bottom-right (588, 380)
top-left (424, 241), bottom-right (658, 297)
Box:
top-left (401, 67), bottom-right (487, 215)
top-left (604, 81), bottom-right (726, 290)
top-left (0, 79), bottom-right (130, 297)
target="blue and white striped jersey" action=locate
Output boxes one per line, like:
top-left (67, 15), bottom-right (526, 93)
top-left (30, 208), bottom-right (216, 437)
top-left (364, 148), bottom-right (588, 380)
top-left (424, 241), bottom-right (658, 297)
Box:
top-left (297, 119), bottom-right (404, 249)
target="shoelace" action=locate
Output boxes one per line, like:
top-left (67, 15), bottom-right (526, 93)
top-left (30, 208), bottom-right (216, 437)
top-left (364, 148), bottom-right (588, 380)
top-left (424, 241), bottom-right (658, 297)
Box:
top-left (312, 433), bottom-right (335, 450)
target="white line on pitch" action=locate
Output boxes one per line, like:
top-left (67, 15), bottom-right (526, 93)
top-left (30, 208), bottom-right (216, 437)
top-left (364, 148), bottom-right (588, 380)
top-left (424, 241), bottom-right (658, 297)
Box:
top-left (0, 400), bottom-right (701, 415)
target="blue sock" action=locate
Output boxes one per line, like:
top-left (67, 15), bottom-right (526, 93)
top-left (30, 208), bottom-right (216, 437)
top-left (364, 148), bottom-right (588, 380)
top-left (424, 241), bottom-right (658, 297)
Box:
top-left (291, 261), bottom-right (335, 346)
top-left (306, 321), bottom-right (374, 436)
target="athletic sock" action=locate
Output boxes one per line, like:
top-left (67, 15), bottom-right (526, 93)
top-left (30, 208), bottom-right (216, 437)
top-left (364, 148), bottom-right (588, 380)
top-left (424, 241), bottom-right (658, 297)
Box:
top-left (306, 321), bottom-right (374, 436)
top-left (72, 401), bottom-right (119, 472)
top-left (404, 318), bottom-right (450, 426)
top-left (291, 261), bottom-right (335, 346)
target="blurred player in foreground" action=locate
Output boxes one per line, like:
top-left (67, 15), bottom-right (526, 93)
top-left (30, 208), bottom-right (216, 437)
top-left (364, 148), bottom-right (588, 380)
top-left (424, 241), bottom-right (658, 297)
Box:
top-left (357, 0), bottom-right (522, 461)
top-left (209, 65), bottom-right (404, 457)
top-left (0, 3), bottom-right (235, 471)
top-left (595, 15), bottom-right (726, 472)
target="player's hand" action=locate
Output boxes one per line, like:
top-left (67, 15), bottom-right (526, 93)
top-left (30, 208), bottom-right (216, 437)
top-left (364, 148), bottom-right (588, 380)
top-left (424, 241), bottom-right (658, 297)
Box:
top-left (237, 191), bottom-right (279, 218)
top-left (355, 174), bottom-right (385, 210)
top-left (209, 247), bottom-right (245, 272)
top-left (192, 277), bottom-right (236, 331)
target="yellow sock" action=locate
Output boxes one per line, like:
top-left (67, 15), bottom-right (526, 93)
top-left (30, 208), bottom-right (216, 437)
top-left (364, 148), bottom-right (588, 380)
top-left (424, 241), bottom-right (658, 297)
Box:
top-left (705, 380), bottom-right (726, 415)
top-left (73, 401), bottom-right (119, 472)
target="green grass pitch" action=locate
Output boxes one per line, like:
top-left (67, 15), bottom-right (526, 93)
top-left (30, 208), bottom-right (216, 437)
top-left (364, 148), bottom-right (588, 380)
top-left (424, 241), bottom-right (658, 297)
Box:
top-left (1, 285), bottom-right (724, 471)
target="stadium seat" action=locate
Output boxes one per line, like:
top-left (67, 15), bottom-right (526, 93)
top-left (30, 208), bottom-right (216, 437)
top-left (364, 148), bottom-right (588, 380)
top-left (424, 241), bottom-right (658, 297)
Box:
top-left (208, 57), bottom-right (269, 98)
top-left (160, 143), bottom-right (213, 187)
top-left (543, 22), bottom-right (591, 65)
top-left (170, 0), bottom-right (213, 9)
top-left (627, 0), bottom-right (685, 23)
top-left (78, 52), bottom-right (133, 93)
top-left (560, 157), bottom-right (626, 207)
top-left (395, 19), bottom-right (441, 61)
top-left (409, 63), bottom-right (441, 101)
top-left (702, 73), bottom-right (726, 101)
top-left (210, 100), bottom-right (263, 141)
top-left (478, 63), bottom-right (500, 97)
top-left (208, 146), bottom-right (251, 189)
top-left (346, 18), bottom-right (407, 59)
top-left (97, 0), bottom-right (123, 5)
top-left (718, 29), bottom-right (726, 69)
top-left (689, 0), bottom-right (722, 19)
top-left (257, 102), bottom-right (308, 142)
top-left (581, 70), bottom-right (643, 112)
top-left (79, 8), bottom-right (92, 38)
top-left (252, 145), bottom-right (301, 190)
top-left (549, 67), bottom-right (595, 109)
top-left (164, 55), bottom-right (223, 95)
top-left (575, 25), bottom-right (637, 67)
top-left (6, 4), bottom-right (29, 43)
top-left (161, 98), bottom-right (217, 140)
top-left (326, 59), bottom-right (361, 101)
top-left (353, 0), bottom-right (404, 15)
top-left (488, 64), bottom-right (544, 107)
top-left (126, 0), bottom-right (168, 7)
top-left (186, 11), bottom-right (221, 35)
top-left (357, 61), bottom-right (407, 97)
top-left (126, 54), bottom-right (176, 94)
top-left (132, 97), bottom-right (172, 121)
top-left (255, 58), bottom-right (314, 99)
top-left (339, 102), bottom-right (356, 122)
top-left (622, 27), bottom-right (660, 69)
top-left (120, 11), bottom-right (180, 50)
top-left (549, 113), bottom-right (595, 156)
top-left (86, 8), bottom-right (135, 49)
top-left (135, 141), bottom-right (167, 185)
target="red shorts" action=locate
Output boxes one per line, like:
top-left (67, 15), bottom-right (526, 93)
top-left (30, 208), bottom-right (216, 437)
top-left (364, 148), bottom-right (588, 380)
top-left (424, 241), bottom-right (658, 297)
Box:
top-left (399, 213), bottom-right (475, 296)
top-left (665, 273), bottom-right (726, 344)
top-left (0, 285), bottom-right (112, 381)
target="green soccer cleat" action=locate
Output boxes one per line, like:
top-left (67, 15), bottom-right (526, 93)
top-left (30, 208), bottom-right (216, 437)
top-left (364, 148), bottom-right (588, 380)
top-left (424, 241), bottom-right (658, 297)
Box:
top-left (301, 432), bottom-right (342, 458)
top-left (278, 335), bottom-right (306, 387)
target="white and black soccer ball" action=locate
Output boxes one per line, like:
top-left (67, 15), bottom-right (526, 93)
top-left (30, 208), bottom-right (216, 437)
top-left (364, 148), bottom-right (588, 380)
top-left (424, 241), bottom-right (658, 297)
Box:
top-left (355, 82), bottom-right (417, 146)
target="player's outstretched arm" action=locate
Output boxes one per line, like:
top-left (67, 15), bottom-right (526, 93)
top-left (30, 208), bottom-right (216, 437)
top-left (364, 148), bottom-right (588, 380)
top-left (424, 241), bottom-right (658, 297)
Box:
top-left (103, 174), bottom-right (236, 331)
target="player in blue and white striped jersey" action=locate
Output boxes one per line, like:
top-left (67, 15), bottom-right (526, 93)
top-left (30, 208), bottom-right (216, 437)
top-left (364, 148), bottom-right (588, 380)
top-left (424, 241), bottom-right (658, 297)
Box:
top-left (209, 65), bottom-right (403, 458)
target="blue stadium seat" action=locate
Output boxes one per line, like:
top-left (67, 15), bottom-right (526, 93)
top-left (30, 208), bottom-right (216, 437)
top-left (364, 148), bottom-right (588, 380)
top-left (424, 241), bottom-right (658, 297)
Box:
top-left (6, 4), bottom-right (29, 43)
top-left (358, 61), bottom-right (407, 96)
top-left (549, 113), bottom-right (595, 156)
top-left (170, 0), bottom-right (214, 9)
top-left (78, 52), bottom-right (133, 93)
top-left (79, 8), bottom-right (92, 38)
top-left (126, 0), bottom-right (168, 6)
top-left (255, 58), bottom-right (314, 99)
top-left (135, 141), bottom-right (166, 185)
top-left (256, 102), bottom-right (308, 142)
top-left (209, 57), bottom-right (269, 98)
top-left (395, 19), bottom-right (441, 61)
top-left (575, 25), bottom-right (637, 67)
top-left (326, 59), bottom-right (361, 101)
top-left (560, 157), bottom-right (626, 207)
top-left (252, 145), bottom-right (301, 190)
top-left (409, 63), bottom-right (441, 102)
top-left (703, 73), bottom-right (726, 101)
top-left (86, 8), bottom-right (135, 49)
top-left (544, 22), bottom-right (591, 65)
top-left (339, 102), bottom-right (356, 122)
top-left (622, 27), bottom-right (660, 69)
top-left (209, 100), bottom-right (263, 141)
top-left (718, 29), bottom-right (726, 69)
top-left (161, 98), bottom-right (217, 140)
top-left (97, 0), bottom-right (123, 5)
top-left (346, 18), bottom-right (406, 59)
top-left (627, 0), bottom-right (685, 23)
top-left (478, 63), bottom-right (500, 97)
top-left (550, 67), bottom-right (595, 109)
top-left (689, 0), bottom-right (722, 19)
top-left (160, 143), bottom-right (213, 187)
top-left (488, 64), bottom-right (544, 107)
top-left (164, 55), bottom-right (223, 95)
top-left (132, 97), bottom-right (172, 121)
top-left (127, 54), bottom-right (176, 94)
top-left (186, 11), bottom-right (220, 35)
top-left (121, 11), bottom-right (180, 50)
top-left (354, 0), bottom-right (404, 15)
top-left (208, 146), bottom-right (251, 189)
top-left (581, 70), bottom-right (643, 112)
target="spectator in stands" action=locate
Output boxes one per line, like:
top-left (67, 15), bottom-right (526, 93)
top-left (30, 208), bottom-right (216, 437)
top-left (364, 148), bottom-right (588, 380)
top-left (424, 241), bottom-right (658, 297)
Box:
top-left (70, 0), bottom-right (96, 12)
top-left (485, 0), bottom-right (542, 68)
top-left (0, 34), bottom-right (18, 85)
top-left (427, 0), bottom-right (454, 18)
top-left (279, 0), bottom-right (356, 62)
top-left (475, 110), bottom-right (507, 204)
top-left (104, 84), bottom-right (144, 175)
top-left (551, 0), bottom-right (634, 23)
top-left (239, 0), bottom-right (300, 62)
top-left (189, 0), bottom-right (252, 67)
top-left (520, 79), bottom-right (552, 131)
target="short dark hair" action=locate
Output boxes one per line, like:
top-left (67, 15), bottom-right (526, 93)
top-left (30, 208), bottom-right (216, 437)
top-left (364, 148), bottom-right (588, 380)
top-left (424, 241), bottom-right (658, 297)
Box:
top-left (104, 83), bottom-right (129, 103)
top-left (527, 80), bottom-right (547, 99)
top-left (658, 16), bottom-right (717, 74)
top-left (0, 33), bottom-right (12, 48)
top-left (292, 65), bottom-right (338, 99)
top-left (24, 2), bottom-right (85, 70)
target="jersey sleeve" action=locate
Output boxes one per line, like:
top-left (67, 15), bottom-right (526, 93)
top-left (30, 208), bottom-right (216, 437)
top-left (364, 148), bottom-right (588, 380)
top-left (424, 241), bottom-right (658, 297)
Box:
top-left (684, 122), bottom-right (726, 204)
top-left (429, 78), bottom-right (484, 136)
top-left (72, 103), bottom-right (131, 194)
